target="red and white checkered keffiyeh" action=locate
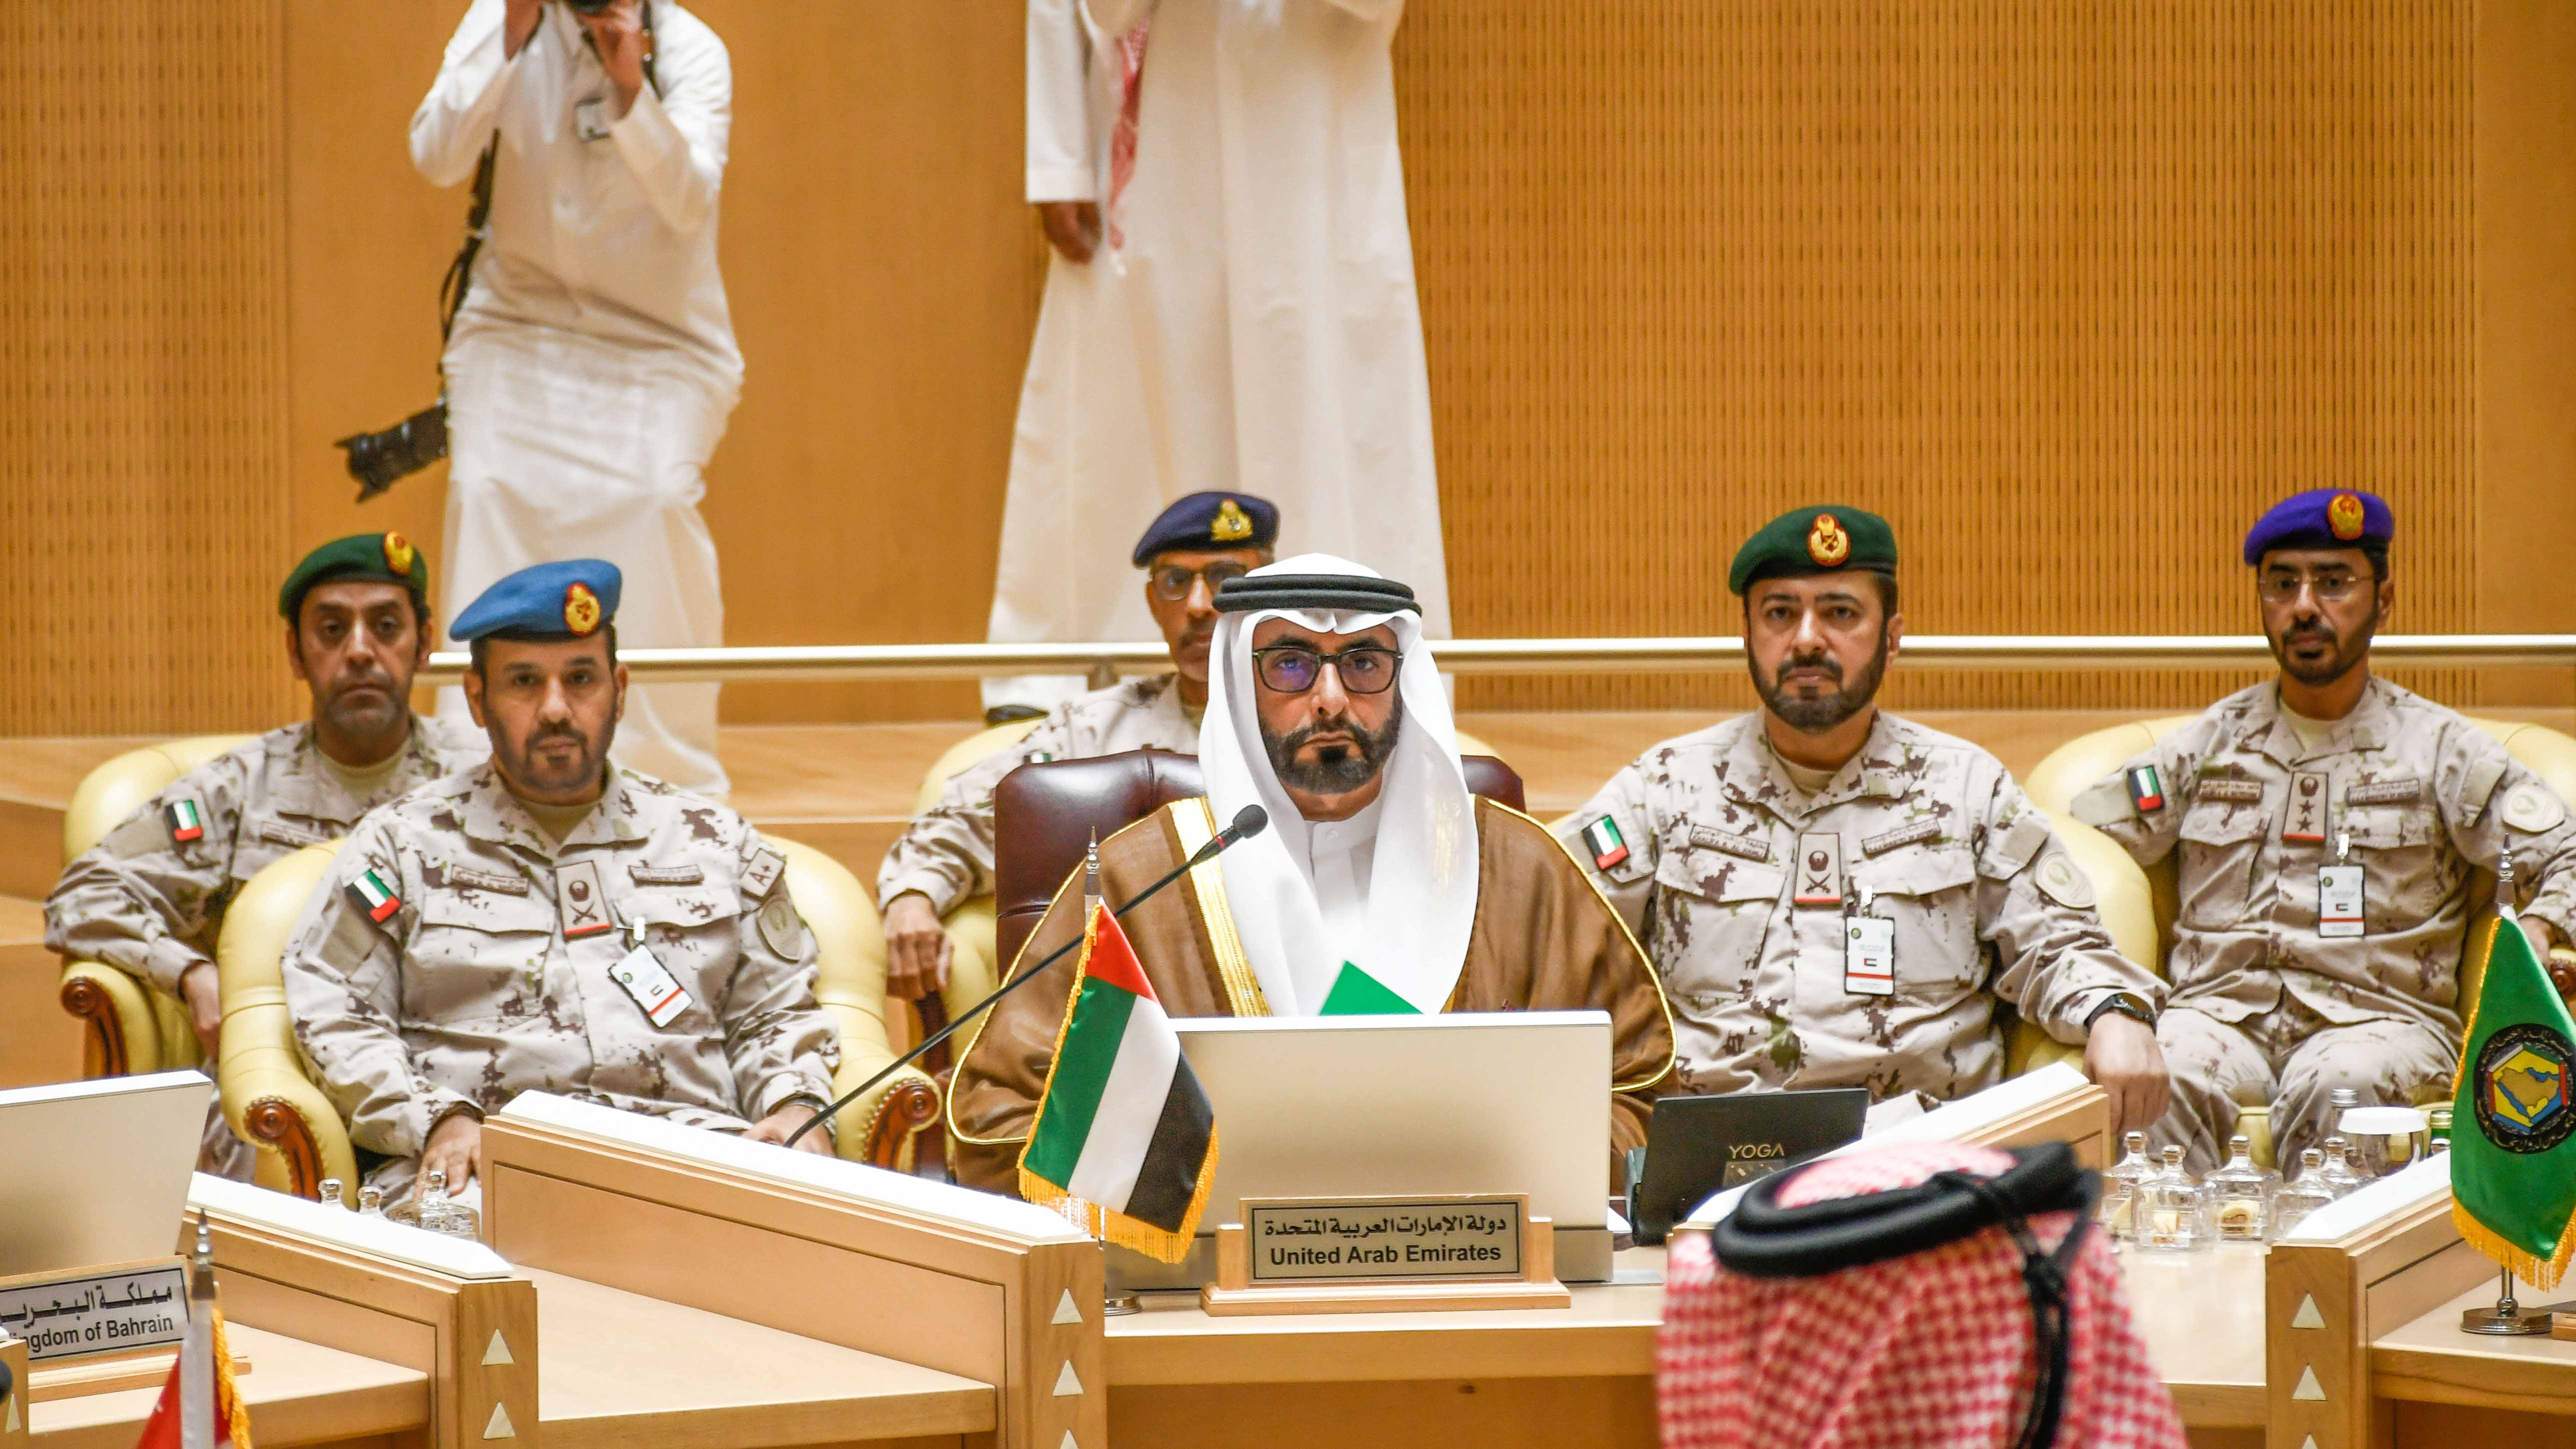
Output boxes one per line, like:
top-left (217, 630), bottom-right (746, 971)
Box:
top-left (1659, 1142), bottom-right (2187, 1449)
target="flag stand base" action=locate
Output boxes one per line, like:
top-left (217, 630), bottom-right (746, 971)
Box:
top-left (2461, 1273), bottom-right (2554, 1336)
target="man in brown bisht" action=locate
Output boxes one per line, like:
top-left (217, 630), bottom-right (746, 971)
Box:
top-left (948, 555), bottom-right (1676, 1195)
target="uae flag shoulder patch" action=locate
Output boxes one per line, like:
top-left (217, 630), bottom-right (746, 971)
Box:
top-left (1581, 814), bottom-right (1631, 871)
top-left (2124, 764), bottom-right (2166, 814)
top-left (346, 866), bottom-right (402, 924)
top-left (164, 799), bottom-right (205, 843)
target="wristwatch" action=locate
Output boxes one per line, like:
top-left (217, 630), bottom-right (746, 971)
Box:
top-left (781, 1093), bottom-right (836, 1141)
top-left (2082, 992), bottom-right (2157, 1033)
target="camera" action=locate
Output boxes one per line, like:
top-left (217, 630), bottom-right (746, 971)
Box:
top-left (562, 0), bottom-right (618, 12)
top-left (334, 402), bottom-right (450, 501)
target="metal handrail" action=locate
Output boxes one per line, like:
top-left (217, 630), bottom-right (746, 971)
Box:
top-left (413, 633), bottom-right (2576, 686)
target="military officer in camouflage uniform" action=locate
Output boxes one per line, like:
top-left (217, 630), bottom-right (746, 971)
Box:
top-left (283, 560), bottom-right (838, 1207)
top-left (1559, 507), bottom-right (2173, 1134)
top-left (878, 491), bottom-right (1280, 999)
top-left (2076, 489), bottom-right (2576, 1172)
top-left (47, 533), bottom-right (484, 1177)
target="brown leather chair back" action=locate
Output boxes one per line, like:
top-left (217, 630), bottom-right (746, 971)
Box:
top-left (993, 748), bottom-right (1528, 973)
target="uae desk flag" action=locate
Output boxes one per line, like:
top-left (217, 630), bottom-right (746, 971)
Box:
top-left (2449, 910), bottom-right (2576, 1290)
top-left (1018, 904), bottom-right (1217, 1263)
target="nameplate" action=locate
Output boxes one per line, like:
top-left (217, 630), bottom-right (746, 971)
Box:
top-left (1203, 1194), bottom-right (1569, 1316)
top-left (1246, 1196), bottom-right (1524, 1284)
top-left (0, 1258), bottom-right (186, 1363)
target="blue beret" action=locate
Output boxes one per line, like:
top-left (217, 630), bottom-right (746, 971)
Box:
top-left (1131, 491), bottom-right (1279, 567)
top-left (2242, 489), bottom-right (2394, 566)
top-left (451, 560), bottom-right (621, 642)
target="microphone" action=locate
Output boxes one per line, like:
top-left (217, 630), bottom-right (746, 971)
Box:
top-left (786, 803), bottom-right (1270, 1150)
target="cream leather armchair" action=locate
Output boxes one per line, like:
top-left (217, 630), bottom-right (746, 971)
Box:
top-left (56, 735), bottom-right (257, 1078)
top-left (217, 835), bottom-right (942, 1203)
top-left (2023, 713), bottom-right (2576, 1165)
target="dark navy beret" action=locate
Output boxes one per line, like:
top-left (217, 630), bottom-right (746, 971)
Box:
top-left (451, 559), bottom-right (621, 642)
top-left (2242, 489), bottom-right (2393, 566)
top-left (1131, 491), bottom-right (1280, 567)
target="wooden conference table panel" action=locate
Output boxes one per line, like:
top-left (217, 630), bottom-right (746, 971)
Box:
top-left (1108, 1258), bottom-right (1661, 1449)
top-left (2373, 1277), bottom-right (2576, 1440)
top-left (28, 1324), bottom-right (428, 1449)
top-left (1104, 1241), bottom-right (2267, 1449)
top-left (527, 1268), bottom-right (992, 1449)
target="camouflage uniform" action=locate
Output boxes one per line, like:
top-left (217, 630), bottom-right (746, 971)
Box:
top-left (1560, 712), bottom-right (2162, 1105)
top-left (2075, 677), bottom-right (2576, 1171)
top-left (283, 762), bottom-right (839, 1203)
top-left (45, 717), bottom-right (484, 1177)
top-left (877, 673), bottom-right (1198, 915)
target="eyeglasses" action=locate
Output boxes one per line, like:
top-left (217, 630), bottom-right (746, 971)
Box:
top-left (1150, 562), bottom-right (1254, 602)
top-left (2257, 570), bottom-right (2367, 604)
top-left (1250, 645), bottom-right (1402, 695)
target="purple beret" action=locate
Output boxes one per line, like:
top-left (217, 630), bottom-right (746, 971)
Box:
top-left (2242, 489), bottom-right (2394, 566)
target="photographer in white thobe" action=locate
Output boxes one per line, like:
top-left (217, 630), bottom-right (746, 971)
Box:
top-left (412, 0), bottom-right (737, 793)
top-left (984, 0), bottom-right (1452, 722)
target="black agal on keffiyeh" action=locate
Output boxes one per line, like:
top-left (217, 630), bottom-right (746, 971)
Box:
top-left (1212, 574), bottom-right (1419, 615)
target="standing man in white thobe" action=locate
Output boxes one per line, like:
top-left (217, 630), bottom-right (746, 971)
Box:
top-left (985, 0), bottom-right (1451, 722)
top-left (412, 0), bottom-right (738, 793)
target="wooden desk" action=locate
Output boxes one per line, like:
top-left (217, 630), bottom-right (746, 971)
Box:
top-left (1106, 1241), bottom-right (2270, 1449)
top-left (484, 1093), bottom-right (1092, 1449)
top-left (1108, 1254), bottom-right (1665, 1449)
top-left (527, 1269), bottom-right (992, 1449)
top-left (2120, 1244), bottom-right (2269, 1430)
top-left (29, 1324), bottom-right (427, 1449)
top-left (2371, 1279), bottom-right (2576, 1440)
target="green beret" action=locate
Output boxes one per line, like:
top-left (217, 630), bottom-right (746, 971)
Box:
top-left (1726, 505), bottom-right (1898, 596)
top-left (278, 532), bottom-right (429, 621)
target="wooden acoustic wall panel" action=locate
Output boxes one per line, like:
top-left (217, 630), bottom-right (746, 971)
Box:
top-left (683, 0), bottom-right (1045, 724)
top-left (0, 1), bottom-right (293, 735)
top-left (1397, 1), bottom-right (2476, 714)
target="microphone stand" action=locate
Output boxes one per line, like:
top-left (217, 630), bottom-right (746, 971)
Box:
top-left (785, 813), bottom-right (1263, 1151)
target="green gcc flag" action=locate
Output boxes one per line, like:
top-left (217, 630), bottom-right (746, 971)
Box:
top-left (2451, 912), bottom-right (2576, 1290)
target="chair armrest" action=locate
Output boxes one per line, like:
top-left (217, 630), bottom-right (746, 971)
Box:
top-left (2005, 1021), bottom-right (2085, 1079)
top-left (57, 959), bottom-right (163, 1077)
top-left (213, 843), bottom-right (353, 1201)
top-left (220, 980), bottom-right (358, 1201)
top-left (820, 1000), bottom-right (942, 1168)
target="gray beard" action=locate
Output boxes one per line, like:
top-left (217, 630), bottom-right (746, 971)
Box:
top-left (1262, 697), bottom-right (1404, 796)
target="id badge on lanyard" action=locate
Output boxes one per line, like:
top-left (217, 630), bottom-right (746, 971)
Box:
top-left (609, 921), bottom-right (696, 1027)
top-left (1845, 885), bottom-right (1895, 997)
top-left (2318, 830), bottom-right (2365, 939)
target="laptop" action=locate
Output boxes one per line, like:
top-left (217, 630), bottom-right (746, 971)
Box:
top-left (0, 1071), bottom-right (212, 1277)
top-left (1108, 1010), bottom-right (1616, 1291)
top-left (1625, 1088), bottom-right (1870, 1245)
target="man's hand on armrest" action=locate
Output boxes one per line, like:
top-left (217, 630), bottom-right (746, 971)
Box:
top-left (882, 892), bottom-right (953, 1002)
top-left (2080, 1007), bottom-right (2170, 1138)
top-left (176, 960), bottom-right (223, 1061)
